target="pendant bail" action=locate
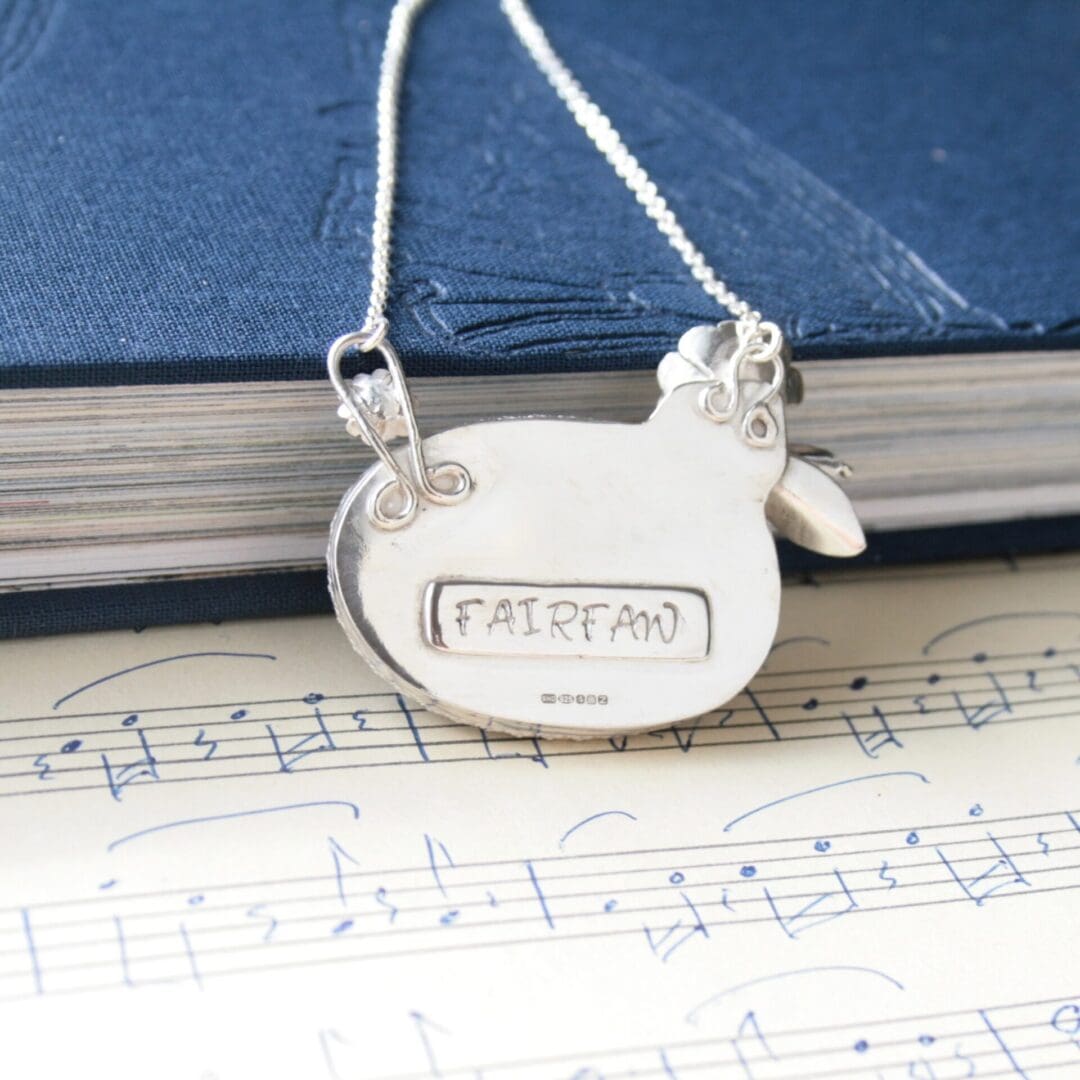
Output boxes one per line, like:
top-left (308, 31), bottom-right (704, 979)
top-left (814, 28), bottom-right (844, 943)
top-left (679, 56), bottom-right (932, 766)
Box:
top-left (327, 326), bottom-right (472, 529)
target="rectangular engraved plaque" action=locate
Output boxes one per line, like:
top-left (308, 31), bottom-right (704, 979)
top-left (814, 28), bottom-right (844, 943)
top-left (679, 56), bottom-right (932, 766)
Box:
top-left (423, 582), bottom-right (710, 660)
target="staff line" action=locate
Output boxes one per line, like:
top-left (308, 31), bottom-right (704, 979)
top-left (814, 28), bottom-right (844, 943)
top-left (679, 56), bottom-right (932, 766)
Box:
top-left (375, 1033), bottom-right (1080, 1080)
top-left (6, 850), bottom-right (1077, 961)
top-left (754, 643), bottom-right (1080, 680)
top-left (423, 1039), bottom-right (1080, 1080)
top-left (1, 880), bottom-right (1077, 997)
top-left (0, 699), bottom-right (1076, 793)
top-left (2, 666), bottom-right (1074, 753)
top-left (5, 830), bottom-right (1078, 939)
top-left (1, 807), bottom-right (1073, 921)
top-left (0, 701), bottom-right (1076, 802)
top-left (374, 986), bottom-right (1080, 1077)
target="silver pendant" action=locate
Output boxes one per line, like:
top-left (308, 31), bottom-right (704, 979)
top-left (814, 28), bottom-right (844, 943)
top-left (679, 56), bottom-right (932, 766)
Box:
top-left (327, 321), bottom-right (865, 738)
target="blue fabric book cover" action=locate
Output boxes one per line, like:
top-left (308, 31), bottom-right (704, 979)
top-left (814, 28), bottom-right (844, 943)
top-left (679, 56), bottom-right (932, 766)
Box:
top-left (1, 0), bottom-right (1077, 638)
top-left (0, 0), bottom-right (1076, 388)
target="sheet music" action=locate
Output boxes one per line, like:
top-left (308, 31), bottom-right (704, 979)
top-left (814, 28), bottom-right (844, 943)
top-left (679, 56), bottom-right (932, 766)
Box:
top-left (1, 555), bottom-right (1079, 1078)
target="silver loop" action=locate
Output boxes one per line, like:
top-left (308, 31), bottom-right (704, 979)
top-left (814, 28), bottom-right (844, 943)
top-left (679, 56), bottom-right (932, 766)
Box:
top-left (357, 317), bottom-right (390, 352)
top-left (328, 331), bottom-right (473, 524)
top-left (327, 332), bottom-right (419, 512)
top-left (742, 404), bottom-right (779, 448)
top-left (734, 319), bottom-right (783, 364)
top-left (695, 320), bottom-right (786, 448)
top-left (368, 477), bottom-right (418, 530)
top-left (424, 461), bottom-right (472, 505)
top-left (733, 320), bottom-right (785, 448)
top-left (325, 323), bottom-right (393, 405)
top-left (699, 381), bottom-right (737, 424)
top-left (371, 341), bottom-right (474, 507)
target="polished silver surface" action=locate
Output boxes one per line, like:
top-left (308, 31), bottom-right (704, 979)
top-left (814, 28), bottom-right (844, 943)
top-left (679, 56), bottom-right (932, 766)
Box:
top-left (766, 457), bottom-right (867, 557)
top-left (329, 371), bottom-right (788, 737)
top-left (328, 324), bottom-right (865, 738)
top-left (671, 323), bottom-right (865, 560)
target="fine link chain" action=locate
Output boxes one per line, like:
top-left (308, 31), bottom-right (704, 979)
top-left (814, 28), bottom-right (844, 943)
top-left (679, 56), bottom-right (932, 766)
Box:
top-left (360, 0), bottom-right (435, 344)
top-left (499, 0), bottom-right (760, 332)
top-left (358, 0), bottom-right (762, 344)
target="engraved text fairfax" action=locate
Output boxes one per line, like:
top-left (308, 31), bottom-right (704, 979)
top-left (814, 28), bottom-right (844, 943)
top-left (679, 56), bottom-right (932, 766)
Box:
top-left (423, 583), bottom-right (710, 660)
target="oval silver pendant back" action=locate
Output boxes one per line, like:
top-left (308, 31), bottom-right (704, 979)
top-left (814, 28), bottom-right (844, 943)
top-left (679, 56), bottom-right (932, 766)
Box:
top-left (328, 335), bottom-right (790, 738)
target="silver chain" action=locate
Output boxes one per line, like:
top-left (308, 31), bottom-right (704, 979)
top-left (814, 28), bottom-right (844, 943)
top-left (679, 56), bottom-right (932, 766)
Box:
top-left (499, 0), bottom-right (760, 330)
top-left (358, 0), bottom-right (432, 343)
top-left (357, 0), bottom-right (761, 346)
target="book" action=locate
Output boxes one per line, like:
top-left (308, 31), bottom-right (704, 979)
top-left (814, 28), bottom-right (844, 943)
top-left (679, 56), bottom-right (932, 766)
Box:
top-left (2, 551), bottom-right (1079, 1073)
top-left (1, 0), bottom-right (1077, 635)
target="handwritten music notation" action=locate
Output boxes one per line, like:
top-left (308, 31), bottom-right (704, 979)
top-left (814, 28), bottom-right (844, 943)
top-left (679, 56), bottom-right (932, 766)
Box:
top-left (2, 556), bottom-right (1079, 1078)
top-left (6, 636), bottom-right (1078, 803)
top-left (321, 992), bottom-right (1080, 1079)
top-left (3, 803), bottom-right (1079, 1003)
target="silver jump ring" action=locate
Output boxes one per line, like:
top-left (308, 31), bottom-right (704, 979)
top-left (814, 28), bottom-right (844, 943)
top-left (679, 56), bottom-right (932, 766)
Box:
top-left (368, 476), bottom-right (418, 530)
top-left (738, 322), bottom-right (786, 447)
top-left (742, 404), bottom-right (779, 447)
top-left (699, 381), bottom-right (737, 424)
top-left (425, 461), bottom-right (471, 503)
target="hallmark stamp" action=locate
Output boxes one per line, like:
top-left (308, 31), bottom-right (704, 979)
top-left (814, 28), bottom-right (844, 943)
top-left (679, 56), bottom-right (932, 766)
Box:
top-left (423, 582), bottom-right (710, 660)
top-left (541, 693), bottom-right (609, 705)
